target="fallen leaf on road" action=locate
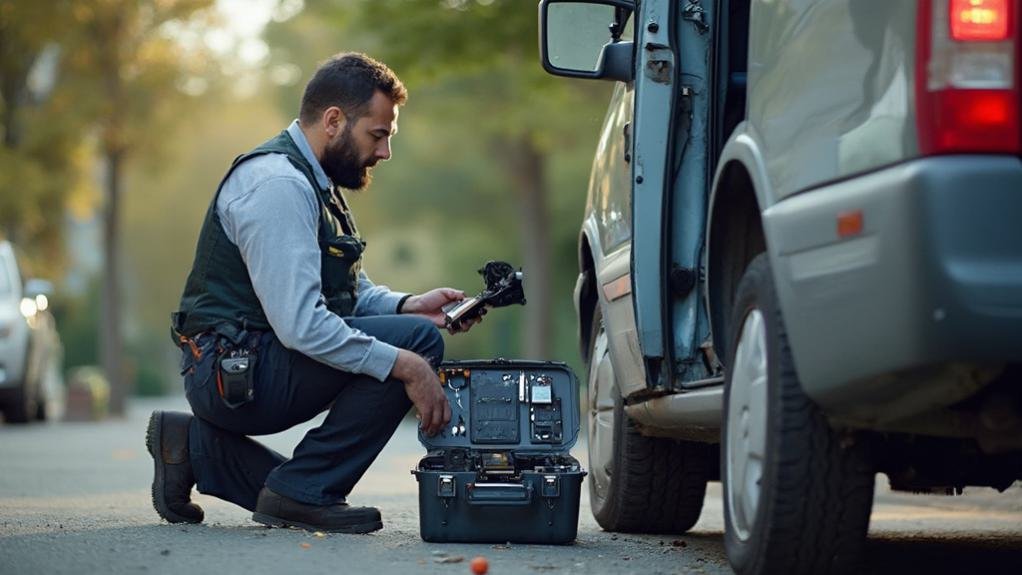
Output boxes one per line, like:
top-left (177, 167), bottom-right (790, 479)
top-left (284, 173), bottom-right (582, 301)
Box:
top-left (671, 539), bottom-right (687, 548)
top-left (433, 556), bottom-right (464, 564)
top-left (300, 543), bottom-right (311, 549)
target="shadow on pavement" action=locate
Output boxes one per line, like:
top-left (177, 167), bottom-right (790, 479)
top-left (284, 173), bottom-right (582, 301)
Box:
top-left (865, 534), bottom-right (1022, 575)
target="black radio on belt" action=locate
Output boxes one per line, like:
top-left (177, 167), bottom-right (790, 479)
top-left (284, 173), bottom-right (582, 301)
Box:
top-left (218, 349), bottom-right (256, 409)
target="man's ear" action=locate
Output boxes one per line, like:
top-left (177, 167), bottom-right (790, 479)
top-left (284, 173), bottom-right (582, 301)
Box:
top-left (322, 106), bottom-right (348, 138)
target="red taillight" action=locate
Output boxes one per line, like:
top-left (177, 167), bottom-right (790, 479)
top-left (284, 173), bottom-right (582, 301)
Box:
top-left (951, 0), bottom-right (1010, 41)
top-left (920, 89), bottom-right (1020, 151)
top-left (917, 0), bottom-right (1020, 154)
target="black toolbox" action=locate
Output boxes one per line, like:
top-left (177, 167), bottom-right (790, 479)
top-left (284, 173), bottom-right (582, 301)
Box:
top-left (412, 359), bottom-right (586, 544)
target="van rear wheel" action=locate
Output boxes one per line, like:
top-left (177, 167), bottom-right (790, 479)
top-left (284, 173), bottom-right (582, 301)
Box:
top-left (587, 306), bottom-right (712, 533)
top-left (722, 254), bottom-right (874, 574)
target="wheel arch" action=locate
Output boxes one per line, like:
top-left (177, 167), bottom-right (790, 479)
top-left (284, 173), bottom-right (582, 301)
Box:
top-left (576, 230), bottom-right (599, 365)
top-left (706, 130), bottom-right (771, 364)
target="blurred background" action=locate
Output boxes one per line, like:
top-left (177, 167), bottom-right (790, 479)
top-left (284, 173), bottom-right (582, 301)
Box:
top-left (0, 0), bottom-right (613, 421)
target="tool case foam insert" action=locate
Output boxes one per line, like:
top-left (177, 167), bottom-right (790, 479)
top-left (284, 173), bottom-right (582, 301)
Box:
top-left (412, 359), bottom-right (586, 544)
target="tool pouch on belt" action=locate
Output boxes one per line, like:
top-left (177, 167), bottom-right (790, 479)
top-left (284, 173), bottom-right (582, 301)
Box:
top-left (216, 333), bottom-right (259, 409)
top-left (320, 234), bottom-right (364, 317)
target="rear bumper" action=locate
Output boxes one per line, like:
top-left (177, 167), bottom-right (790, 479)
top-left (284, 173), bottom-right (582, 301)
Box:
top-left (764, 156), bottom-right (1022, 422)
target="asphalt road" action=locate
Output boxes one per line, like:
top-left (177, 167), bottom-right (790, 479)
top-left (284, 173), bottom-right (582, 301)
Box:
top-left (2, 396), bottom-right (1021, 575)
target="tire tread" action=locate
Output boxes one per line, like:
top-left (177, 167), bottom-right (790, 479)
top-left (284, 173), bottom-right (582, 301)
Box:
top-left (723, 255), bottom-right (874, 575)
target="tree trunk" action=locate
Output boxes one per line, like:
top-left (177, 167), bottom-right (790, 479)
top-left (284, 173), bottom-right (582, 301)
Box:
top-left (503, 133), bottom-right (551, 359)
top-left (101, 148), bottom-right (127, 415)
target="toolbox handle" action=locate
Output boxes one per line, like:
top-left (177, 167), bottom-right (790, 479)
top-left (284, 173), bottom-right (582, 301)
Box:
top-left (466, 483), bottom-right (533, 506)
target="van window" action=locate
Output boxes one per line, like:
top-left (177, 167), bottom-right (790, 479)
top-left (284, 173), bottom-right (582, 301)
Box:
top-left (588, 83), bottom-right (635, 254)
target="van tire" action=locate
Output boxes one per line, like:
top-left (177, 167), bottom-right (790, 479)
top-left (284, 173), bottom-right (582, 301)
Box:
top-left (722, 254), bottom-right (874, 575)
top-left (1, 381), bottom-right (36, 424)
top-left (587, 306), bottom-right (712, 534)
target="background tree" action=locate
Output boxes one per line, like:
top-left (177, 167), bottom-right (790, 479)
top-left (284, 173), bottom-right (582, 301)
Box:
top-left (66, 0), bottom-right (214, 414)
top-left (0, 1), bottom-right (91, 277)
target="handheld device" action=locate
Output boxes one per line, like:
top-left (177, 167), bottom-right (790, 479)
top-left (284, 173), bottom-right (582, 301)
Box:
top-left (442, 261), bottom-right (526, 329)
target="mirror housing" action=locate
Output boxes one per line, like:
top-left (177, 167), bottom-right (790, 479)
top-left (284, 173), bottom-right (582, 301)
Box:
top-left (24, 278), bottom-right (53, 299)
top-left (539, 0), bottom-right (635, 82)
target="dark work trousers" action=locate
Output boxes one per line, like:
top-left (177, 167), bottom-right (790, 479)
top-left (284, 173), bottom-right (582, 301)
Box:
top-left (180, 315), bottom-right (444, 511)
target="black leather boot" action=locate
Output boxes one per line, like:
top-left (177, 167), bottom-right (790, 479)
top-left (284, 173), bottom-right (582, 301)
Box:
top-left (145, 410), bottom-right (204, 524)
top-left (252, 487), bottom-right (383, 534)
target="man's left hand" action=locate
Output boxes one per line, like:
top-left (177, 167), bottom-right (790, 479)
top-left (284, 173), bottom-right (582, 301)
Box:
top-left (401, 287), bottom-right (484, 334)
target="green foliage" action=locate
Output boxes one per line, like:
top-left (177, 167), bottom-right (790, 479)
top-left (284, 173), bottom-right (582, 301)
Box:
top-left (2, 0), bottom-right (218, 400)
top-left (6, 0), bottom-right (617, 395)
top-left (51, 276), bottom-right (101, 370)
top-left (65, 0), bottom-right (215, 160)
top-left (0, 1), bottom-right (91, 276)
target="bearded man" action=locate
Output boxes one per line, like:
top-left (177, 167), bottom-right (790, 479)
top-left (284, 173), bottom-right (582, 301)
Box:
top-left (148, 53), bottom-right (469, 534)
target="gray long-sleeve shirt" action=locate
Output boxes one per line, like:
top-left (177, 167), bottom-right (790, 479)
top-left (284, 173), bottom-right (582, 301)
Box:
top-left (216, 120), bottom-right (408, 381)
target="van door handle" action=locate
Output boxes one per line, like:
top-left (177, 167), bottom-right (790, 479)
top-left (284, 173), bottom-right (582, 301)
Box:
top-left (623, 121), bottom-right (632, 164)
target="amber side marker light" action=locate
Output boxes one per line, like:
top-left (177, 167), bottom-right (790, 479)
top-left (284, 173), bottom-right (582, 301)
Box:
top-left (837, 211), bottom-right (864, 239)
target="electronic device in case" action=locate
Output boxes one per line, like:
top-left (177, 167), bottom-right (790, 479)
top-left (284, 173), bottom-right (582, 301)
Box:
top-left (412, 359), bottom-right (585, 544)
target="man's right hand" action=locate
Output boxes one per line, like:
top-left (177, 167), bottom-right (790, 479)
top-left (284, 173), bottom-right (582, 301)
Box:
top-left (391, 349), bottom-right (450, 436)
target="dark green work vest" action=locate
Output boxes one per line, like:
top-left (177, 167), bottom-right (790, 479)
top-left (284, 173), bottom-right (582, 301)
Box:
top-left (173, 130), bottom-right (365, 341)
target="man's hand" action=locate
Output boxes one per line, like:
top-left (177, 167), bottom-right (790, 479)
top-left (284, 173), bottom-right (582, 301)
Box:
top-left (391, 349), bottom-right (450, 436)
top-left (401, 287), bottom-right (484, 334)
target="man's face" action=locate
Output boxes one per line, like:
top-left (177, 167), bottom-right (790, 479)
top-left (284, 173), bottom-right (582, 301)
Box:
top-left (321, 91), bottom-right (399, 190)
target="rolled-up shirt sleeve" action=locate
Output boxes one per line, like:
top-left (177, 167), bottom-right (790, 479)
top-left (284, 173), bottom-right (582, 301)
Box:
top-left (354, 271), bottom-right (408, 316)
top-left (220, 172), bottom-right (399, 381)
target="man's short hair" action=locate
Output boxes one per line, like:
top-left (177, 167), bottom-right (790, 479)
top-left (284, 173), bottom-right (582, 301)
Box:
top-left (299, 52), bottom-right (408, 125)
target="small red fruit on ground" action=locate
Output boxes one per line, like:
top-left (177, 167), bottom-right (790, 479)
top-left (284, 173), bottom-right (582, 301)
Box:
top-left (470, 556), bottom-right (488, 575)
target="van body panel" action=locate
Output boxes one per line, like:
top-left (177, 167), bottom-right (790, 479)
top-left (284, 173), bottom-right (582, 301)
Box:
top-left (764, 156), bottom-right (1022, 421)
top-left (747, 0), bottom-right (920, 203)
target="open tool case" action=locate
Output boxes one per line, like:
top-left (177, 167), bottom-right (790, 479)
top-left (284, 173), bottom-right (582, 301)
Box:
top-left (412, 359), bottom-right (586, 544)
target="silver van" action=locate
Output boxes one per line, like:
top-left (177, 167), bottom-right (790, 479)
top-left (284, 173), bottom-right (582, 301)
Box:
top-left (540, 1), bottom-right (1022, 573)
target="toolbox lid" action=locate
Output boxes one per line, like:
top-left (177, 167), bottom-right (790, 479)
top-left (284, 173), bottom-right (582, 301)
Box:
top-left (418, 359), bottom-right (581, 452)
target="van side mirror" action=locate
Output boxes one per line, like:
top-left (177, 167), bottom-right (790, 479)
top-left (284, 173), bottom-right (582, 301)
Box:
top-left (539, 0), bottom-right (635, 82)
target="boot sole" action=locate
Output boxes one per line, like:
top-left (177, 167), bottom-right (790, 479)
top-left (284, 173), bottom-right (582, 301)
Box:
top-left (251, 512), bottom-right (383, 534)
top-left (146, 411), bottom-right (202, 524)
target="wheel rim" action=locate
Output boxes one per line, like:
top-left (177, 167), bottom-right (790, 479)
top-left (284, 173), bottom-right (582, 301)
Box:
top-left (588, 315), bottom-right (616, 505)
top-left (725, 309), bottom-right (769, 542)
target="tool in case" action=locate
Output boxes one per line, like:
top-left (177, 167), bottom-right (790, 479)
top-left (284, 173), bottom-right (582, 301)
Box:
top-left (412, 359), bottom-right (586, 544)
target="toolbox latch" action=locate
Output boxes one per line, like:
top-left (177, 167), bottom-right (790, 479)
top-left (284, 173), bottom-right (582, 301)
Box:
top-left (438, 475), bottom-right (456, 498)
top-left (541, 475), bottom-right (560, 498)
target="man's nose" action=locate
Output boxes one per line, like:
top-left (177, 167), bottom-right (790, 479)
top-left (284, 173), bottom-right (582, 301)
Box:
top-left (375, 141), bottom-right (392, 161)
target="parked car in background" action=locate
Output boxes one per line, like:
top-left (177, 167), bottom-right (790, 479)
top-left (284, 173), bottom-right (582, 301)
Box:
top-left (0, 240), bottom-right (63, 423)
top-left (541, 0), bottom-right (1022, 573)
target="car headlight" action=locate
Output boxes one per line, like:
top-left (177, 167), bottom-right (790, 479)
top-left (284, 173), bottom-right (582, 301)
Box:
top-left (20, 297), bottom-right (37, 319)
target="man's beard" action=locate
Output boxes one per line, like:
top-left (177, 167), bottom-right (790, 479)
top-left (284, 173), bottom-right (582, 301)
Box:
top-left (321, 127), bottom-right (374, 190)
